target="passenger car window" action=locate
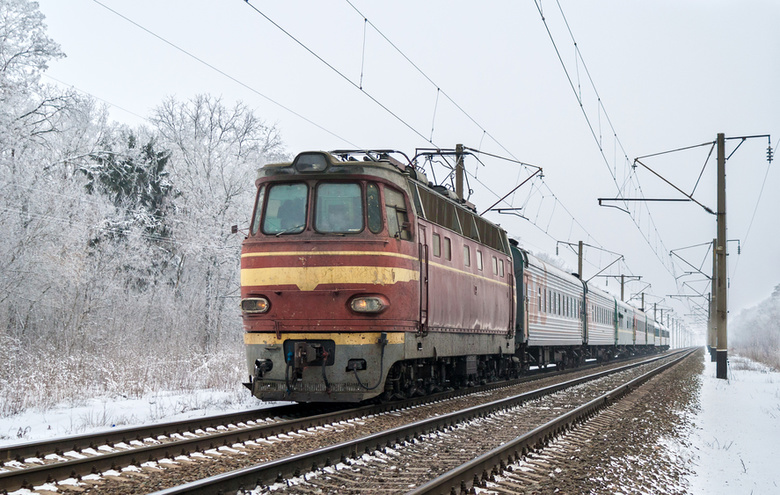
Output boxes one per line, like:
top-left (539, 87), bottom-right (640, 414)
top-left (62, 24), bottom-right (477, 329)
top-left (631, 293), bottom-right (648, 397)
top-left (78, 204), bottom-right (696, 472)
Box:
top-left (315, 183), bottom-right (363, 233)
top-left (262, 183), bottom-right (307, 235)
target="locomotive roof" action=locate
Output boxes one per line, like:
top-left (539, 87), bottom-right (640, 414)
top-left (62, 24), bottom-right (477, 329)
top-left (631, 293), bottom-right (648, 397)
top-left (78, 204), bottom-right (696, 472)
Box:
top-left (258, 150), bottom-right (410, 180)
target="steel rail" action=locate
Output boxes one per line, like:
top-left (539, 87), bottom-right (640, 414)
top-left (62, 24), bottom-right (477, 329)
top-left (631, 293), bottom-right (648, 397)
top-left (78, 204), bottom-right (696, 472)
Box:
top-left (3, 359), bottom-right (591, 466)
top-left (0, 404), bottom-right (307, 463)
top-left (0, 404), bottom-right (360, 492)
top-left (0, 356), bottom-right (617, 492)
top-left (148, 350), bottom-right (686, 495)
top-left (408, 348), bottom-right (697, 495)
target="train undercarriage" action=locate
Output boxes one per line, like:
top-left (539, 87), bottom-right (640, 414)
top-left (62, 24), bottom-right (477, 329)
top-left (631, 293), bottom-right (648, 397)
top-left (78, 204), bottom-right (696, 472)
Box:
top-left (361, 343), bottom-right (663, 402)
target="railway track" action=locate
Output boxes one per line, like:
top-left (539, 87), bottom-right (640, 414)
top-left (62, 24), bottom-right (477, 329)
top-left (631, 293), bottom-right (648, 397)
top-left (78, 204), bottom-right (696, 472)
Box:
top-left (0, 351), bottom-right (680, 494)
top-left (145, 349), bottom-right (690, 495)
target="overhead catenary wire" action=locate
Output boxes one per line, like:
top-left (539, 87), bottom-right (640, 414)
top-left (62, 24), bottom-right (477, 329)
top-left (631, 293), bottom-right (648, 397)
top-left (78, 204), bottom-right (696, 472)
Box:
top-left (241, 0), bottom-right (431, 145)
top-left (532, 0), bottom-right (709, 320)
top-left (43, 74), bottom-right (150, 123)
top-left (245, 0), bottom-right (631, 279)
top-left (343, 0), bottom-right (523, 161)
top-left (534, 0), bottom-right (677, 279)
top-left (78, 0), bottom-right (651, 300)
top-left (90, 0), bottom-right (357, 148)
top-left (729, 138), bottom-right (777, 283)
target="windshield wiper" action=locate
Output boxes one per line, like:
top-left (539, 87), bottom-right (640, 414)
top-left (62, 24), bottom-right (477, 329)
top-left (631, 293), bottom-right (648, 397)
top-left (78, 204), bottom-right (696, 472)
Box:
top-left (275, 224), bottom-right (305, 237)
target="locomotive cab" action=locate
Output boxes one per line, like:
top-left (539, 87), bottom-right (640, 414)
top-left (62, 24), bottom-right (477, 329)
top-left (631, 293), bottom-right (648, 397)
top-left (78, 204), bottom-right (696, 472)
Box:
top-left (240, 151), bottom-right (420, 402)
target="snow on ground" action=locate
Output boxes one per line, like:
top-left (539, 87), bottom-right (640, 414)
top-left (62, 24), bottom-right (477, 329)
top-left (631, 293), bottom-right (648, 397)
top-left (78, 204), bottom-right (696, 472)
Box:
top-left (686, 353), bottom-right (780, 494)
top-left (0, 389), bottom-right (286, 447)
top-left (2, 351), bottom-right (779, 494)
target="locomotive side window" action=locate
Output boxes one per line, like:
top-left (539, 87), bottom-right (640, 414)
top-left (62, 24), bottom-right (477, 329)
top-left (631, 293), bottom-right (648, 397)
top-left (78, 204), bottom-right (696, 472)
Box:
top-left (444, 237), bottom-right (452, 260)
top-left (315, 183), bottom-right (363, 233)
top-left (416, 185), bottom-right (461, 233)
top-left (385, 187), bottom-right (412, 240)
top-left (477, 250), bottom-right (483, 271)
top-left (250, 185), bottom-right (265, 236)
top-left (457, 209), bottom-right (480, 242)
top-left (464, 245), bottom-right (471, 267)
top-left (432, 233), bottom-right (441, 257)
top-left (366, 183), bottom-right (383, 234)
top-left (475, 216), bottom-right (507, 254)
top-left (262, 183), bottom-right (307, 235)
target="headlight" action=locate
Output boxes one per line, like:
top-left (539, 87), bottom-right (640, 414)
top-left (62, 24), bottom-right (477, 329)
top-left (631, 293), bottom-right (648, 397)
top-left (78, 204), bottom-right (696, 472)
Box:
top-left (349, 295), bottom-right (388, 314)
top-left (241, 297), bottom-right (270, 314)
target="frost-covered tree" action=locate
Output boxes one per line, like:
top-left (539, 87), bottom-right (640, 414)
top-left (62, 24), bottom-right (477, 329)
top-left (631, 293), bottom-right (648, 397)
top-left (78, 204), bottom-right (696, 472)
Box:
top-left (151, 95), bottom-right (287, 351)
top-left (0, 0), bottom-right (74, 153)
top-left (0, 0), bottom-right (103, 331)
top-left (81, 129), bottom-right (177, 239)
top-left (730, 284), bottom-right (780, 370)
top-left (78, 127), bottom-right (180, 291)
top-left (1, 1), bottom-right (292, 415)
top-left (0, 0), bottom-right (62, 90)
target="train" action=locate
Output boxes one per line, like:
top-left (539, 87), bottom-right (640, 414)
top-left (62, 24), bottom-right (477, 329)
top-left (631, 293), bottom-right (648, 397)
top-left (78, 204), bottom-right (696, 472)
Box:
top-left (240, 149), bottom-right (669, 403)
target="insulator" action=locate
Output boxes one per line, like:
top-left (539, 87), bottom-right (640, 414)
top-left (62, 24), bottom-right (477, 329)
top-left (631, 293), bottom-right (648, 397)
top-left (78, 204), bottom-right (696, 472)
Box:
top-left (767, 145), bottom-right (774, 163)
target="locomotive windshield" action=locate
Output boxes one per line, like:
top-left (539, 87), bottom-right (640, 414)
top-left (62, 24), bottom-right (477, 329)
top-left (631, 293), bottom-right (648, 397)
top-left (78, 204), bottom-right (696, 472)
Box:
top-left (262, 183), bottom-right (308, 235)
top-left (315, 183), bottom-right (363, 233)
top-left (251, 179), bottom-right (410, 238)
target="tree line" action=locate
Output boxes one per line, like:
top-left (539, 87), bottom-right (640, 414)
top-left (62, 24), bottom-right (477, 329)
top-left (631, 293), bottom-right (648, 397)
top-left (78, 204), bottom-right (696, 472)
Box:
top-left (0, 0), bottom-right (287, 416)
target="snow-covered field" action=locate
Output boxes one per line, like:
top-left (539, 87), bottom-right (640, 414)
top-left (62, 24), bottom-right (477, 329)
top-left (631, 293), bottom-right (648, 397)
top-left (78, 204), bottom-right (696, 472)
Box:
top-left (687, 354), bottom-right (780, 494)
top-left (2, 350), bottom-right (778, 492)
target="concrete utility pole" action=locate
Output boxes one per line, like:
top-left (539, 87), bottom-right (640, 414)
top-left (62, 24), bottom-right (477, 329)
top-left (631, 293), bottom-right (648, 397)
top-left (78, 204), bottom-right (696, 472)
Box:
top-left (715, 133), bottom-right (728, 379)
top-left (620, 274), bottom-right (625, 301)
top-left (578, 240), bottom-right (583, 281)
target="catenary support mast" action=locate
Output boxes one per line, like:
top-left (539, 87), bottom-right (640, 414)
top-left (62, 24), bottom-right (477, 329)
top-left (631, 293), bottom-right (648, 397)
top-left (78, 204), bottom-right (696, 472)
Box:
top-left (715, 133), bottom-right (728, 379)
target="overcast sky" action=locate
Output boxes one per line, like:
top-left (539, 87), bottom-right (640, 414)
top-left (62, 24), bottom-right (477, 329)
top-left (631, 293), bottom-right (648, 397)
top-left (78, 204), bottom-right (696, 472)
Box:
top-left (34, 0), bottom-right (779, 338)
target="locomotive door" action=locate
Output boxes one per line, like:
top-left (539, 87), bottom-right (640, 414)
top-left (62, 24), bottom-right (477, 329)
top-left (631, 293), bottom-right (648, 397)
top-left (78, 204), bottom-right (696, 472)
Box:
top-left (417, 224), bottom-right (429, 336)
top-left (507, 269), bottom-right (515, 338)
top-left (522, 272), bottom-right (531, 342)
